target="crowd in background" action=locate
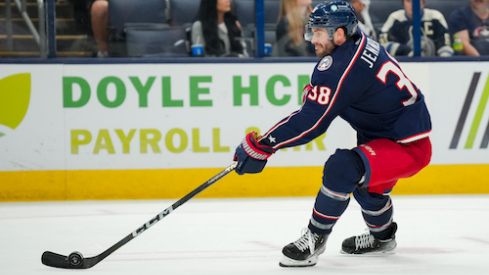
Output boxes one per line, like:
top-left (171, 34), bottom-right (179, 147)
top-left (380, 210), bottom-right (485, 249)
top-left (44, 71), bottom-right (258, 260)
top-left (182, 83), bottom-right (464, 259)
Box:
top-left (5, 0), bottom-right (489, 58)
top-left (184, 0), bottom-right (486, 58)
top-left (379, 0), bottom-right (489, 56)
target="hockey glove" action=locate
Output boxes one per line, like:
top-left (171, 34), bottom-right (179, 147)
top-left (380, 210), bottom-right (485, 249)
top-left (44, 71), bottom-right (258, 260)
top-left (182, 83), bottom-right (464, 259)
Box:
top-left (234, 131), bottom-right (274, 175)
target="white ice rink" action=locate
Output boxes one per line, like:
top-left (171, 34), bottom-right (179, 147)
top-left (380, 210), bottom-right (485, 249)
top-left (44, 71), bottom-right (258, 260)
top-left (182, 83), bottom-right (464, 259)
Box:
top-left (1, 195), bottom-right (488, 275)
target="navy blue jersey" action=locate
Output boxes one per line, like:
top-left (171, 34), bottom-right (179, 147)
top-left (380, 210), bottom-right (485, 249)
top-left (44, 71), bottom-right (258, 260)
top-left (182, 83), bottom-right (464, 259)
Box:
top-left (260, 31), bottom-right (432, 150)
top-left (448, 5), bottom-right (489, 38)
top-left (448, 5), bottom-right (489, 55)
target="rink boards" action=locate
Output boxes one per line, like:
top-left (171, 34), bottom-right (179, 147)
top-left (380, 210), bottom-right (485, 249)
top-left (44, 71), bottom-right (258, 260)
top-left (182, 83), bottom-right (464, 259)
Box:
top-left (1, 62), bottom-right (489, 201)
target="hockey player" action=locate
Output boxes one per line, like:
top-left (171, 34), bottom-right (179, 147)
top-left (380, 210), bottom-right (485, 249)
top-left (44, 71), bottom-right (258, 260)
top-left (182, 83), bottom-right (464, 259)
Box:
top-left (233, 1), bottom-right (432, 268)
top-left (379, 0), bottom-right (454, 57)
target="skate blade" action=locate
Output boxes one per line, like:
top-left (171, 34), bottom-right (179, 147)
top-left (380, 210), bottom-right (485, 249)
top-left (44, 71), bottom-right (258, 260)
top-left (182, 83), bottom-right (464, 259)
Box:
top-left (340, 249), bottom-right (396, 256)
top-left (279, 255), bottom-right (319, 267)
top-left (279, 245), bottom-right (325, 267)
top-left (340, 243), bottom-right (397, 256)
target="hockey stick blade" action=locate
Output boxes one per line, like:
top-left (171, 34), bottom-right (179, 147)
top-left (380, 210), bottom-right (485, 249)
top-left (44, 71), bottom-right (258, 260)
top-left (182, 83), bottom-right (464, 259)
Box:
top-left (42, 251), bottom-right (97, 269)
top-left (41, 162), bottom-right (237, 269)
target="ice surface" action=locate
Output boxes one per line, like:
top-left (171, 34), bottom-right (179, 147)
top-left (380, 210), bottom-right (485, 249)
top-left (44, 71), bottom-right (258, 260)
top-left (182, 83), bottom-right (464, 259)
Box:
top-left (1, 195), bottom-right (488, 274)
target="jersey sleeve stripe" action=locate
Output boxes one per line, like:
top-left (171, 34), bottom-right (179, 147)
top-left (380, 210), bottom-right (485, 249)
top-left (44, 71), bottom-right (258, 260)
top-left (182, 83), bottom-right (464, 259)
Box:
top-left (260, 110), bottom-right (302, 141)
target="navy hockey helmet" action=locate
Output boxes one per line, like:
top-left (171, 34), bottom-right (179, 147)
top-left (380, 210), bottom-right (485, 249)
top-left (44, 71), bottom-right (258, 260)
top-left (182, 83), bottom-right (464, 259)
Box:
top-left (305, 1), bottom-right (358, 42)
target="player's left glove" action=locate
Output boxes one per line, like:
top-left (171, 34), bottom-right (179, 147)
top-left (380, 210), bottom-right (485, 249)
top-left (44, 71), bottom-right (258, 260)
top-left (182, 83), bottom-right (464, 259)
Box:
top-left (234, 131), bottom-right (274, 175)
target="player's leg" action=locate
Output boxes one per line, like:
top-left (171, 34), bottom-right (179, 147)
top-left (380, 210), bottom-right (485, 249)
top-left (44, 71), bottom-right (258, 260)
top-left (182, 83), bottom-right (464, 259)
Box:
top-left (341, 187), bottom-right (398, 254)
top-left (341, 137), bottom-right (431, 254)
top-left (280, 149), bottom-right (365, 267)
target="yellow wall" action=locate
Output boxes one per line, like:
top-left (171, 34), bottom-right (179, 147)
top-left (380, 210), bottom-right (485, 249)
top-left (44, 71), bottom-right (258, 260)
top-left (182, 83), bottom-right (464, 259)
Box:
top-left (1, 164), bottom-right (488, 202)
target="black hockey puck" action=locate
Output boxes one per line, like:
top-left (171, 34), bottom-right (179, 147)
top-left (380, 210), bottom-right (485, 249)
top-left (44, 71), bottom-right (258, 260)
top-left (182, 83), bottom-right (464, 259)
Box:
top-left (68, 251), bottom-right (84, 267)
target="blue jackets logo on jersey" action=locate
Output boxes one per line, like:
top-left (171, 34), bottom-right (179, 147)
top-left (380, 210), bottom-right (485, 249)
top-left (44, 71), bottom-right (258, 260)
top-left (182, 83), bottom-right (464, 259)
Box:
top-left (317, 56), bottom-right (333, 71)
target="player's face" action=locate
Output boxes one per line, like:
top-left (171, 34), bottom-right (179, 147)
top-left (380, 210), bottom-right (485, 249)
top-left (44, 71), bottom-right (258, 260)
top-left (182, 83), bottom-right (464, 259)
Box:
top-left (310, 28), bottom-right (335, 58)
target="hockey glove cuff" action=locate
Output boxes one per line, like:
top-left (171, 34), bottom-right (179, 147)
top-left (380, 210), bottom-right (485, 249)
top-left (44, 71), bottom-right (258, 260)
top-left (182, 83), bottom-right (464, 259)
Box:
top-left (234, 131), bottom-right (274, 175)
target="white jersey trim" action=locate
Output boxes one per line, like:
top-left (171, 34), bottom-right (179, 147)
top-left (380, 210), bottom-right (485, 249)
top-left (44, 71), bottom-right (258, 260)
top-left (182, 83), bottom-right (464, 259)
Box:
top-left (397, 130), bottom-right (431, 143)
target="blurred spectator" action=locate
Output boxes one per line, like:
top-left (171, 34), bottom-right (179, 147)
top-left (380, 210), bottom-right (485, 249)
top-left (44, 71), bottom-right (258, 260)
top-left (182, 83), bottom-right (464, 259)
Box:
top-left (349, 0), bottom-right (377, 40)
top-left (72, 0), bottom-right (92, 34)
top-left (275, 0), bottom-right (314, 57)
top-left (90, 0), bottom-right (109, 57)
top-left (191, 0), bottom-right (248, 57)
top-left (379, 0), bottom-right (454, 57)
top-left (448, 0), bottom-right (489, 56)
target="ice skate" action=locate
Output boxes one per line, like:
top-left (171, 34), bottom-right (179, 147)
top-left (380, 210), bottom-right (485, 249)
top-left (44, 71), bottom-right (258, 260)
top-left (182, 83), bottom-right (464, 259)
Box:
top-left (341, 222), bottom-right (397, 255)
top-left (279, 228), bottom-right (327, 267)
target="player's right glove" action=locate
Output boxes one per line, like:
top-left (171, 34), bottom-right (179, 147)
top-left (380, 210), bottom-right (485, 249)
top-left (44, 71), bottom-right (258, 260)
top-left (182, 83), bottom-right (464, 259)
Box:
top-left (234, 131), bottom-right (274, 175)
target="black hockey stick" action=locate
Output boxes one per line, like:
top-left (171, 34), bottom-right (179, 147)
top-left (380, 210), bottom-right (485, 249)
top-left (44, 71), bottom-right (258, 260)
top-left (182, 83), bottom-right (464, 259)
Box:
top-left (41, 162), bottom-right (237, 269)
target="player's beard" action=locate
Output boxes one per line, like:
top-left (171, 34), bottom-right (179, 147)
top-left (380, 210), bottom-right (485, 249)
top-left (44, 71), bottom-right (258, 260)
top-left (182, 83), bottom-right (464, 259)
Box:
top-left (315, 39), bottom-right (336, 58)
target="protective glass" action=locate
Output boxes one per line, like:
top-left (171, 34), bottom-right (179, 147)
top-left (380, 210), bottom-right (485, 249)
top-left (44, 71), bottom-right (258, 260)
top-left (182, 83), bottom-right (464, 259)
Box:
top-left (304, 25), bottom-right (314, 42)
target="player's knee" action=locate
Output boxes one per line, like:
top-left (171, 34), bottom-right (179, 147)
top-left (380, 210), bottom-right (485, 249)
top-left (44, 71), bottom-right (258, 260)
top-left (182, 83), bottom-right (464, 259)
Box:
top-left (353, 188), bottom-right (390, 209)
top-left (323, 149), bottom-right (365, 192)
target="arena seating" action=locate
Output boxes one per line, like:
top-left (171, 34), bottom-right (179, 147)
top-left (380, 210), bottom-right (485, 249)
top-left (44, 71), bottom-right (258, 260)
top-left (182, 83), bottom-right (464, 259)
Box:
top-left (232, 0), bottom-right (281, 26)
top-left (109, 0), bottom-right (466, 57)
top-left (126, 25), bottom-right (188, 57)
top-left (0, 0), bottom-right (466, 58)
top-left (167, 0), bottom-right (199, 27)
top-left (368, 0), bottom-right (463, 32)
top-left (108, 0), bottom-right (167, 41)
top-left (108, 0), bottom-right (168, 56)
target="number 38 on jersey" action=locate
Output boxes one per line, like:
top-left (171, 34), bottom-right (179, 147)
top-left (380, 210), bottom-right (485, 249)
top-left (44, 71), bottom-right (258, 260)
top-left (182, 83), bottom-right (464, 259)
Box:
top-left (307, 86), bottom-right (332, 105)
